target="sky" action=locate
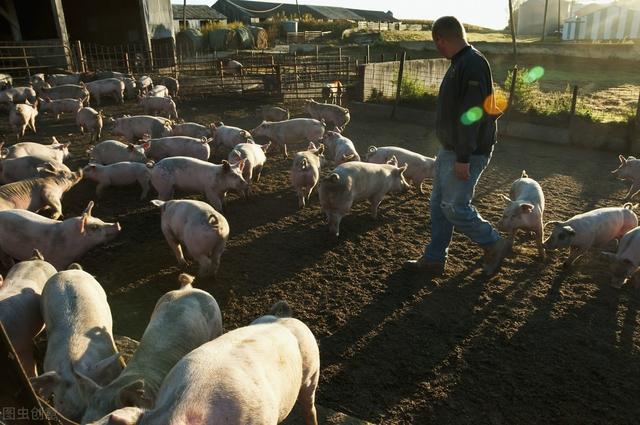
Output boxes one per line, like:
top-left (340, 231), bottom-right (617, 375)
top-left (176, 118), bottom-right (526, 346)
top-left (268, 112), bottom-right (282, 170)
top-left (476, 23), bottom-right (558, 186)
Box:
top-left (184, 0), bottom-right (616, 30)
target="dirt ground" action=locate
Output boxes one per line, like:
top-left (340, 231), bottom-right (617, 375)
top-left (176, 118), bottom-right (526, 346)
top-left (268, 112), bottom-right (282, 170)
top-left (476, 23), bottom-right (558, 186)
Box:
top-left (2, 95), bottom-right (640, 424)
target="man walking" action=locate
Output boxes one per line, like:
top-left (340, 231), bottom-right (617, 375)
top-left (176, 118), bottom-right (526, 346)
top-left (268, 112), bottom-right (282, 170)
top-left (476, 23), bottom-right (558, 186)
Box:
top-left (405, 16), bottom-right (507, 276)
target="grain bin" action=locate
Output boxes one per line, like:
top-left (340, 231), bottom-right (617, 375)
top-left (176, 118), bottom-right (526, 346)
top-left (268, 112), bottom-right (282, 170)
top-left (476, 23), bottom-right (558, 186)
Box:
top-left (282, 20), bottom-right (298, 33)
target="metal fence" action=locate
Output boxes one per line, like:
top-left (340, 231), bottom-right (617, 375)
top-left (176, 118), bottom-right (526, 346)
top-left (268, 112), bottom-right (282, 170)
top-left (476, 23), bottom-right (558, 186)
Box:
top-left (0, 40), bottom-right (72, 80)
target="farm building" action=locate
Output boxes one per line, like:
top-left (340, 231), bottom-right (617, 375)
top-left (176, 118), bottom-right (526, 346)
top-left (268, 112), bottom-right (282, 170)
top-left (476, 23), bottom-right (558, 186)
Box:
top-left (513, 0), bottom-right (572, 35)
top-left (211, 0), bottom-right (397, 25)
top-left (563, 3), bottom-right (640, 40)
top-left (172, 4), bottom-right (227, 32)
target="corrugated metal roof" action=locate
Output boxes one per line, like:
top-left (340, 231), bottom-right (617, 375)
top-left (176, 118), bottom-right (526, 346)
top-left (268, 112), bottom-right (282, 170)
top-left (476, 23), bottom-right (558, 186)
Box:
top-left (172, 4), bottom-right (226, 20)
top-left (347, 8), bottom-right (398, 22)
top-left (305, 6), bottom-right (364, 20)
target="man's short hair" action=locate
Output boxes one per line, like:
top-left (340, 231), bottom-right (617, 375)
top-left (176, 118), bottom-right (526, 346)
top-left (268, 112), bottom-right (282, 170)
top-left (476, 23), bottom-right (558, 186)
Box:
top-left (432, 16), bottom-right (467, 41)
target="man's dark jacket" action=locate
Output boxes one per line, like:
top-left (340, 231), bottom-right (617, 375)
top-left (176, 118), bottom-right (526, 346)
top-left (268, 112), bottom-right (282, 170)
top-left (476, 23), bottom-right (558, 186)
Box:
top-left (435, 45), bottom-right (500, 163)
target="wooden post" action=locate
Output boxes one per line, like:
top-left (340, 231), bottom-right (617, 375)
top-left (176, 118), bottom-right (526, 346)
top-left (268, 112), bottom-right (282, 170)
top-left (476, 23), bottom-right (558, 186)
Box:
top-left (219, 60), bottom-right (224, 90)
top-left (339, 47), bottom-right (342, 61)
top-left (316, 44), bottom-right (319, 62)
top-left (75, 40), bottom-right (86, 73)
top-left (366, 44), bottom-right (370, 64)
top-left (570, 85), bottom-right (578, 116)
top-left (380, 53), bottom-right (384, 62)
top-left (508, 0), bottom-right (518, 62)
top-left (124, 52), bottom-right (131, 75)
top-left (506, 65), bottom-right (518, 120)
top-left (391, 51), bottom-right (406, 119)
top-left (275, 64), bottom-right (282, 100)
top-left (394, 52), bottom-right (398, 61)
top-left (542, 0), bottom-right (549, 41)
top-left (293, 55), bottom-right (299, 98)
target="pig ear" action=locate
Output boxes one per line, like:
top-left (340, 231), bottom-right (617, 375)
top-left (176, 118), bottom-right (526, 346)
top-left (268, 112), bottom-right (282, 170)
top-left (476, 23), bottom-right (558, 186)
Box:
top-left (386, 155), bottom-right (398, 166)
top-left (73, 367), bottom-right (102, 398)
top-left (261, 142), bottom-right (271, 152)
top-left (240, 130), bottom-right (249, 138)
top-left (398, 163), bottom-right (408, 173)
top-left (142, 142), bottom-right (151, 150)
top-left (237, 158), bottom-right (246, 172)
top-left (127, 143), bottom-right (136, 151)
top-left (543, 220), bottom-right (562, 230)
top-left (498, 194), bottom-right (512, 203)
top-left (562, 225), bottom-right (576, 236)
top-left (178, 273), bottom-right (194, 288)
top-left (307, 142), bottom-right (317, 150)
top-left (30, 371), bottom-right (61, 398)
top-left (51, 136), bottom-right (59, 144)
top-left (520, 203), bottom-right (534, 213)
top-left (316, 144), bottom-right (325, 155)
top-left (222, 160), bottom-right (231, 173)
top-left (84, 200), bottom-right (95, 216)
top-left (30, 249), bottom-right (44, 260)
top-left (343, 153), bottom-right (356, 161)
top-left (90, 352), bottom-right (123, 381)
top-left (368, 146), bottom-right (377, 153)
top-left (619, 155), bottom-right (627, 164)
top-left (0, 275), bottom-right (3, 288)
top-left (107, 407), bottom-right (145, 425)
top-left (119, 380), bottom-right (152, 409)
top-left (150, 200), bottom-right (165, 209)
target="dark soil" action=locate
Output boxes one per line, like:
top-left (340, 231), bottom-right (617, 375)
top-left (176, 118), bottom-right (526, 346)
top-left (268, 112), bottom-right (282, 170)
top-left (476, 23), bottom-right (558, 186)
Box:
top-left (2, 95), bottom-right (639, 424)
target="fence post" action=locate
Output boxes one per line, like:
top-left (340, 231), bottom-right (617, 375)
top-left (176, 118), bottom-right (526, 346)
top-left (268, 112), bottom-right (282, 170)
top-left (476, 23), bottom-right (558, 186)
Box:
top-left (275, 64), bottom-right (282, 101)
top-left (505, 65), bottom-right (518, 121)
top-left (316, 44), bottom-right (319, 63)
top-left (293, 54), bottom-right (299, 98)
top-left (339, 47), bottom-right (342, 61)
top-left (219, 60), bottom-right (225, 91)
top-left (380, 53), bottom-right (384, 62)
top-left (366, 44), bottom-right (370, 64)
top-left (75, 40), bottom-right (86, 73)
top-left (391, 51), bottom-right (406, 119)
top-left (569, 85), bottom-right (578, 116)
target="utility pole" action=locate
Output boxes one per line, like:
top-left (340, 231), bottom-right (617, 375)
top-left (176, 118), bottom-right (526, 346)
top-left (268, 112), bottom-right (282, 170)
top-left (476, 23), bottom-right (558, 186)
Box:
top-left (542, 0), bottom-right (549, 41)
top-left (182, 0), bottom-right (187, 31)
top-left (557, 0), bottom-right (562, 32)
top-left (296, 0), bottom-right (301, 20)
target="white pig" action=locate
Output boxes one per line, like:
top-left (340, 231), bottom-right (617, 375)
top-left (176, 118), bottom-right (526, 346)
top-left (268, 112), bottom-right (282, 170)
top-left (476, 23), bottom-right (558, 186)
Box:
top-left (0, 201), bottom-right (121, 270)
top-left (612, 155), bottom-right (640, 200)
top-left (497, 170), bottom-right (546, 258)
top-left (543, 204), bottom-right (638, 268)
top-left (304, 98), bottom-right (350, 131)
top-left (211, 122), bottom-right (253, 151)
top-left (251, 118), bottom-right (325, 158)
top-left (83, 162), bottom-right (152, 200)
top-left (142, 135), bottom-right (210, 162)
top-left (137, 76), bottom-right (153, 95)
top-left (79, 273), bottom-right (223, 423)
top-left (291, 142), bottom-right (325, 208)
top-left (365, 146), bottom-right (435, 194)
top-left (89, 301), bottom-right (319, 425)
top-left (601, 227), bottom-right (640, 288)
top-left (85, 78), bottom-right (125, 106)
top-left (319, 161), bottom-right (410, 237)
top-left (38, 97), bottom-right (82, 119)
top-left (137, 95), bottom-right (178, 119)
top-left (3, 136), bottom-right (69, 162)
top-left (148, 85), bottom-right (168, 98)
top-left (0, 164), bottom-right (83, 219)
top-left (111, 115), bottom-right (172, 141)
top-left (228, 141), bottom-right (270, 187)
top-left (150, 157), bottom-right (248, 211)
top-left (46, 73), bottom-right (81, 86)
top-left (39, 84), bottom-right (90, 105)
top-left (30, 267), bottom-right (124, 421)
top-left (9, 102), bottom-right (38, 139)
top-left (170, 122), bottom-right (212, 139)
top-left (87, 140), bottom-right (147, 165)
top-left (77, 107), bottom-right (104, 142)
top-left (122, 77), bottom-right (138, 100)
top-left (150, 199), bottom-right (230, 276)
top-left (0, 86), bottom-right (37, 105)
top-left (0, 250), bottom-right (57, 377)
top-left (256, 105), bottom-right (289, 122)
top-left (322, 131), bottom-right (360, 165)
top-left (0, 156), bottom-right (70, 184)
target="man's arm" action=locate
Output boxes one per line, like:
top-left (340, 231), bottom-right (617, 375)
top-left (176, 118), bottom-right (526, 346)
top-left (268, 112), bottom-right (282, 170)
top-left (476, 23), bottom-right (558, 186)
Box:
top-left (454, 62), bottom-right (489, 164)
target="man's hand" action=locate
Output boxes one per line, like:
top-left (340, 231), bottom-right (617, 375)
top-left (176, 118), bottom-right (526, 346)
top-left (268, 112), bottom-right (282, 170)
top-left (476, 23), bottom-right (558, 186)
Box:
top-left (454, 162), bottom-right (470, 181)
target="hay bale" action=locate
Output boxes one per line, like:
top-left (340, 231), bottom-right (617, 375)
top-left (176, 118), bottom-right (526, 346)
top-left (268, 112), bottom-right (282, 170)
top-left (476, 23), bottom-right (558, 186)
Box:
top-left (176, 28), bottom-right (204, 55)
top-left (235, 27), bottom-right (255, 49)
top-left (248, 26), bottom-right (269, 49)
top-left (209, 28), bottom-right (239, 51)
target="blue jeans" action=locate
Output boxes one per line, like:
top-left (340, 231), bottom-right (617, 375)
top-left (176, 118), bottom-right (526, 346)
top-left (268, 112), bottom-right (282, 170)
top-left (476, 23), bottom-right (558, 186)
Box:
top-left (424, 149), bottom-right (501, 263)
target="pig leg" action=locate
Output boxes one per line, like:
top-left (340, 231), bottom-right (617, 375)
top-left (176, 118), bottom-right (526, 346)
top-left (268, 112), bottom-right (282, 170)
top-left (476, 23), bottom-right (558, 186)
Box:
top-left (297, 188), bottom-right (306, 208)
top-left (41, 188), bottom-right (63, 220)
top-left (196, 256), bottom-right (214, 277)
top-left (139, 178), bottom-right (150, 200)
top-left (162, 226), bottom-right (187, 266)
top-left (205, 190), bottom-right (223, 212)
top-left (328, 212), bottom-right (343, 237)
top-left (17, 348), bottom-right (37, 378)
top-left (29, 117), bottom-right (36, 133)
top-left (563, 245), bottom-right (588, 268)
top-left (254, 165), bottom-right (263, 183)
top-left (298, 378), bottom-right (319, 425)
top-left (534, 222), bottom-right (546, 259)
top-left (625, 182), bottom-right (640, 200)
top-left (96, 183), bottom-right (109, 198)
top-left (369, 194), bottom-right (385, 219)
top-left (79, 124), bottom-right (85, 134)
top-left (156, 185), bottom-right (174, 201)
top-left (283, 144), bottom-right (289, 159)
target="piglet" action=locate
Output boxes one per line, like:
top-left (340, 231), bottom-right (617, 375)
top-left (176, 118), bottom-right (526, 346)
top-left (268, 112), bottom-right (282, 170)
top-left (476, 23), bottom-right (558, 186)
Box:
top-left (88, 140), bottom-right (147, 165)
top-left (612, 155), bottom-right (640, 200)
top-left (0, 250), bottom-right (57, 377)
top-left (38, 97), bottom-right (83, 119)
top-left (142, 135), bottom-right (210, 161)
top-left (30, 267), bottom-right (124, 421)
top-left (366, 145), bottom-right (435, 194)
top-left (90, 301), bottom-right (319, 425)
top-left (76, 107), bottom-right (104, 142)
top-left (602, 226), bottom-right (640, 288)
top-left (291, 142), bottom-right (325, 208)
top-left (319, 161), bottom-right (410, 237)
top-left (228, 141), bottom-right (270, 195)
top-left (9, 102), bottom-right (38, 140)
top-left (150, 199), bottom-right (229, 277)
top-left (543, 204), bottom-right (638, 268)
top-left (83, 162), bottom-right (152, 200)
top-left (322, 131), bottom-right (360, 165)
top-left (497, 170), bottom-right (546, 258)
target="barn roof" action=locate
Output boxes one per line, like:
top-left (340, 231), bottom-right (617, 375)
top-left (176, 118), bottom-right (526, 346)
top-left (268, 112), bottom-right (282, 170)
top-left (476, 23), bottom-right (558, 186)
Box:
top-left (172, 4), bottom-right (227, 20)
top-left (347, 8), bottom-right (398, 22)
top-left (306, 6), bottom-right (364, 20)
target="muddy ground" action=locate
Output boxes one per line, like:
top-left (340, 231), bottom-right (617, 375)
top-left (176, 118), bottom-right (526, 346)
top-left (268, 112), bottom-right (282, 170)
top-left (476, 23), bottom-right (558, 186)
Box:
top-left (2, 95), bottom-right (639, 424)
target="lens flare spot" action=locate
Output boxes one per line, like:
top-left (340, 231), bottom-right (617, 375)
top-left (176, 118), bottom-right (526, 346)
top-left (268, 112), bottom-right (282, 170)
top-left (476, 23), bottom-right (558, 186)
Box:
top-left (523, 66), bottom-right (545, 83)
top-left (460, 106), bottom-right (484, 125)
top-left (483, 92), bottom-right (508, 115)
